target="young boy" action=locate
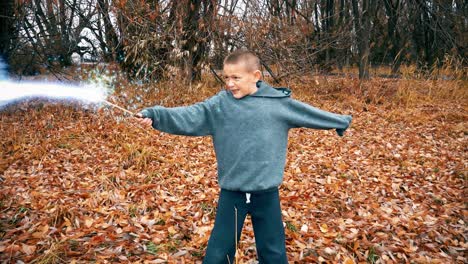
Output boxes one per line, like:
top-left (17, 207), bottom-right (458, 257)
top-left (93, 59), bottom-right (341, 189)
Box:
top-left (136, 50), bottom-right (352, 263)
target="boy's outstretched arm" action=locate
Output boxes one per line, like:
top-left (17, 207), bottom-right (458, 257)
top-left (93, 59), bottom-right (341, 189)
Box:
top-left (136, 96), bottom-right (218, 136)
top-left (285, 99), bottom-right (352, 136)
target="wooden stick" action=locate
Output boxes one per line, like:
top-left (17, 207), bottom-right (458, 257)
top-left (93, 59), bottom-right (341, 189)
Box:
top-left (103, 100), bottom-right (136, 116)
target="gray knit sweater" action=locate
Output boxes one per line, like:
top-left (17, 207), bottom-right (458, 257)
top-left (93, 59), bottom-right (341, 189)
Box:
top-left (141, 81), bottom-right (352, 192)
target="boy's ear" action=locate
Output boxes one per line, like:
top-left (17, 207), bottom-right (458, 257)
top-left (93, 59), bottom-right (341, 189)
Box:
top-left (253, 70), bottom-right (262, 81)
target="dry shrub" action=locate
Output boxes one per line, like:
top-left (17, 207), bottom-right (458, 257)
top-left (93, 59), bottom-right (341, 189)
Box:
top-left (273, 75), bottom-right (397, 107)
top-left (400, 55), bottom-right (467, 80)
top-left (395, 78), bottom-right (467, 107)
top-left (287, 71), bottom-right (467, 109)
top-left (120, 143), bottom-right (158, 171)
top-left (429, 54), bottom-right (467, 80)
top-left (31, 241), bottom-right (66, 264)
top-left (114, 72), bottom-right (466, 113)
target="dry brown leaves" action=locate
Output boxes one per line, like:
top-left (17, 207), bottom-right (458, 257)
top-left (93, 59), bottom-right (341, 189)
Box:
top-left (0, 78), bottom-right (466, 263)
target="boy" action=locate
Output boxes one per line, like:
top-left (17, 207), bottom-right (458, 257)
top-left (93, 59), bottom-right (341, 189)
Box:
top-left (136, 50), bottom-right (352, 263)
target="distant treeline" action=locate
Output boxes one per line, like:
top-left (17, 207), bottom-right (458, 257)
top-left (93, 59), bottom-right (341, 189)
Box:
top-left (0, 0), bottom-right (466, 80)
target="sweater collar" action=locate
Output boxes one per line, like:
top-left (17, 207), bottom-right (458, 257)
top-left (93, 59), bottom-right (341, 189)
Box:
top-left (249, 81), bottom-right (291, 98)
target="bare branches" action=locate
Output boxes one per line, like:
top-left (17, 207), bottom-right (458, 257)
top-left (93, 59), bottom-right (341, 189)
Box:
top-left (1, 0), bottom-right (464, 80)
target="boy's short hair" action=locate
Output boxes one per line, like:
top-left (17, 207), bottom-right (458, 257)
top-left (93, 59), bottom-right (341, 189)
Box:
top-left (224, 50), bottom-right (261, 72)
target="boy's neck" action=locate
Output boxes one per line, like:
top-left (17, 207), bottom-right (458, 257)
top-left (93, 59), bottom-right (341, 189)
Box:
top-left (250, 84), bottom-right (258, 95)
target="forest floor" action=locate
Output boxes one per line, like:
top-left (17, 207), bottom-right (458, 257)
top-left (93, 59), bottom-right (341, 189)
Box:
top-left (0, 73), bottom-right (466, 263)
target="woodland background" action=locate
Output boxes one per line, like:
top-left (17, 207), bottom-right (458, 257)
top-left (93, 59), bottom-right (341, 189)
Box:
top-left (0, 0), bottom-right (466, 80)
top-left (0, 0), bottom-right (467, 263)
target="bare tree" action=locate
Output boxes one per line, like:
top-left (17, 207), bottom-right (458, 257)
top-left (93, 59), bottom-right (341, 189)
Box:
top-left (383, 0), bottom-right (403, 74)
top-left (119, 0), bottom-right (217, 82)
top-left (352, 0), bottom-right (378, 79)
top-left (96, 0), bottom-right (121, 62)
top-left (6, 0), bottom-right (465, 80)
top-left (0, 0), bottom-right (15, 63)
top-left (19, 0), bottom-right (97, 66)
top-left (175, 0), bottom-right (218, 81)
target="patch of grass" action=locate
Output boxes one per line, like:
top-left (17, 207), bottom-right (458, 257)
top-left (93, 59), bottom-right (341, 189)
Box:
top-left (433, 196), bottom-right (445, 205)
top-left (146, 241), bottom-right (158, 255)
top-left (121, 143), bottom-right (156, 170)
top-left (167, 242), bottom-right (178, 253)
top-left (32, 241), bottom-right (66, 264)
top-left (200, 202), bottom-right (216, 218)
top-left (285, 221), bottom-right (297, 232)
top-left (155, 219), bottom-right (165, 225)
top-left (57, 143), bottom-right (70, 149)
top-left (9, 206), bottom-right (29, 225)
top-left (191, 250), bottom-right (204, 257)
top-left (200, 202), bottom-right (210, 211)
top-left (67, 133), bottom-right (80, 139)
top-left (18, 206), bottom-right (28, 213)
top-left (145, 172), bottom-right (162, 183)
top-left (128, 205), bottom-right (138, 218)
top-left (68, 239), bottom-right (79, 251)
top-left (367, 246), bottom-right (379, 264)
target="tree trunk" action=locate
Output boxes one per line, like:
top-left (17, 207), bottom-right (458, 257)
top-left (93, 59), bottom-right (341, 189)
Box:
top-left (324, 0), bottom-right (335, 70)
top-left (58, 0), bottom-right (72, 66)
top-left (409, 0), bottom-right (432, 70)
top-left (97, 0), bottom-right (120, 62)
top-left (352, 0), bottom-right (376, 80)
top-left (178, 0), bottom-right (217, 82)
top-left (384, 0), bottom-right (403, 74)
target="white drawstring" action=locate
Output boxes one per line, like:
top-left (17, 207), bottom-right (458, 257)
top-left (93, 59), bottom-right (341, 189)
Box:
top-left (246, 193), bottom-right (251, 204)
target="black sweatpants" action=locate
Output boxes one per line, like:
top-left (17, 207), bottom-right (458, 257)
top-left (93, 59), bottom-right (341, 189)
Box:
top-left (203, 188), bottom-right (288, 264)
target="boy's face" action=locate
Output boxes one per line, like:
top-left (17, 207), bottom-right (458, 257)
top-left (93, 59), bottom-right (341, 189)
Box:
top-left (223, 62), bottom-right (261, 99)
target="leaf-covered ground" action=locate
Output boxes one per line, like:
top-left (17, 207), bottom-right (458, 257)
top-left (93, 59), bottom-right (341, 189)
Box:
top-left (0, 77), bottom-right (466, 263)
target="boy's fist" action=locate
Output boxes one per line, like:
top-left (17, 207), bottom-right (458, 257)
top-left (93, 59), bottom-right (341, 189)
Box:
top-left (134, 112), bottom-right (153, 127)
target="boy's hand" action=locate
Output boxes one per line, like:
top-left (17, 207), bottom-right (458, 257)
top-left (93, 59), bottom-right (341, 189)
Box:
top-left (134, 113), bottom-right (153, 127)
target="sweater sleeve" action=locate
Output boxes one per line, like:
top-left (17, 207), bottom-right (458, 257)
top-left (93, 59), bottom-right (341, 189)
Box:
top-left (139, 95), bottom-right (218, 136)
top-left (285, 99), bottom-right (352, 137)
